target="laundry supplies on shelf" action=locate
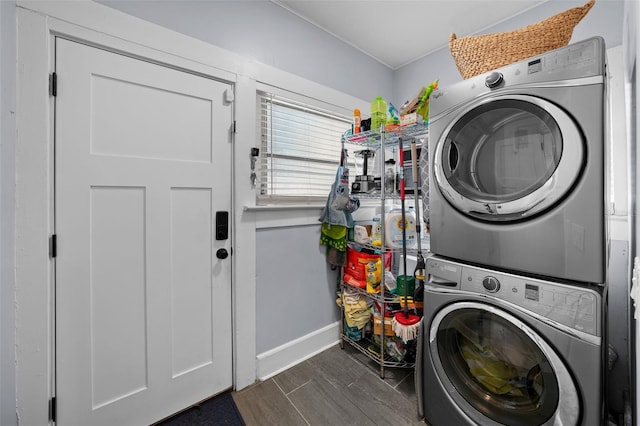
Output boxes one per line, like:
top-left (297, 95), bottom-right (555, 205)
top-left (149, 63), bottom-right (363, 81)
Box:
top-left (337, 287), bottom-right (371, 342)
top-left (370, 96), bottom-right (387, 133)
top-left (337, 121), bottom-right (428, 377)
top-left (385, 208), bottom-right (416, 249)
top-left (343, 247), bottom-right (391, 290)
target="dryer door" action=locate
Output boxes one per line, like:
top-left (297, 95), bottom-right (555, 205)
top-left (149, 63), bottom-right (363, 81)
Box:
top-left (429, 301), bottom-right (579, 426)
top-left (433, 95), bottom-right (584, 221)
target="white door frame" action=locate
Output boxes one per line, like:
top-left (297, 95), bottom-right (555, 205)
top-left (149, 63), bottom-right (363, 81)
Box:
top-left (16, 2), bottom-right (258, 424)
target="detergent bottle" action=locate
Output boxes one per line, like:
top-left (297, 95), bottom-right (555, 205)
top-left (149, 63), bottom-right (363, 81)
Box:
top-left (385, 208), bottom-right (416, 248)
top-left (370, 96), bottom-right (387, 133)
top-left (353, 108), bottom-right (361, 134)
top-left (371, 215), bottom-right (382, 246)
top-left (365, 257), bottom-right (382, 294)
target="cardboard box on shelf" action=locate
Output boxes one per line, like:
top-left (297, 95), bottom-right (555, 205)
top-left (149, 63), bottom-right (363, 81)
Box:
top-left (373, 315), bottom-right (394, 336)
top-left (400, 113), bottom-right (423, 126)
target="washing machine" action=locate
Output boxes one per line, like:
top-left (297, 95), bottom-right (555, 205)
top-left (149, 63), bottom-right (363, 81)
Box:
top-left (417, 255), bottom-right (604, 425)
top-left (428, 37), bottom-right (607, 284)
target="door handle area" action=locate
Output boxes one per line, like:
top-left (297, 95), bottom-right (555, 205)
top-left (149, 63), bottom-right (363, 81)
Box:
top-left (216, 248), bottom-right (229, 259)
top-left (216, 211), bottom-right (229, 240)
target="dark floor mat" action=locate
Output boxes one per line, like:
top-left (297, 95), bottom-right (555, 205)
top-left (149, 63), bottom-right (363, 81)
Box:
top-left (156, 392), bottom-right (246, 426)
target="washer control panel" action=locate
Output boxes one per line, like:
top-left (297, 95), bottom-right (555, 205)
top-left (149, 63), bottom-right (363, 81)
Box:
top-left (426, 256), bottom-right (601, 337)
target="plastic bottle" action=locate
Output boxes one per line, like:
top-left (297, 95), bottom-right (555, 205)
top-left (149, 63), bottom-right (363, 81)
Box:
top-left (384, 159), bottom-right (396, 194)
top-left (370, 96), bottom-right (387, 133)
top-left (365, 258), bottom-right (382, 294)
top-left (385, 208), bottom-right (416, 248)
top-left (353, 109), bottom-right (361, 134)
top-left (371, 215), bottom-right (382, 246)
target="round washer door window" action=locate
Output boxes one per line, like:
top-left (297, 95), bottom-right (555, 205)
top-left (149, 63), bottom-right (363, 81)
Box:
top-left (429, 302), bottom-right (579, 426)
top-left (433, 95), bottom-right (584, 221)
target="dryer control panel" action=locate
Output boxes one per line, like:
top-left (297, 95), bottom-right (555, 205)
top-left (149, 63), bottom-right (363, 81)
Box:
top-left (429, 36), bottom-right (606, 120)
top-left (426, 256), bottom-right (601, 338)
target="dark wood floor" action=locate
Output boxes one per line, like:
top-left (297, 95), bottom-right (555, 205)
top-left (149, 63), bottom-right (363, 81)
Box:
top-left (232, 343), bottom-right (425, 426)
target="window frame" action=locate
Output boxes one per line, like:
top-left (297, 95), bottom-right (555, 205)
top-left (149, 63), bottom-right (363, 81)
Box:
top-left (255, 88), bottom-right (355, 205)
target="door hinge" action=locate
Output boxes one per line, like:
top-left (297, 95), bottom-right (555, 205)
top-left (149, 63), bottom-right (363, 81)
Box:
top-left (233, 120), bottom-right (236, 134)
top-left (50, 72), bottom-right (57, 97)
top-left (224, 88), bottom-right (234, 103)
top-left (50, 234), bottom-right (57, 258)
top-left (49, 397), bottom-right (56, 422)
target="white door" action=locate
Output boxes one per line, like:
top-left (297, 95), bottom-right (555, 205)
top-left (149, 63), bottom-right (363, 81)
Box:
top-left (54, 38), bottom-right (233, 426)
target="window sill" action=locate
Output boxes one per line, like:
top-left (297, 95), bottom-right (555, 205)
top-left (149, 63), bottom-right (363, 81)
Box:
top-left (244, 204), bottom-right (324, 212)
top-left (244, 204), bottom-right (324, 229)
top-left (243, 200), bottom-right (379, 229)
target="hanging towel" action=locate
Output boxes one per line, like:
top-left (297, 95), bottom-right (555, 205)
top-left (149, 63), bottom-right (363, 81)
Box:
top-left (319, 165), bottom-right (360, 268)
top-left (320, 223), bottom-right (347, 268)
top-left (319, 223), bottom-right (347, 252)
top-left (318, 166), bottom-right (360, 229)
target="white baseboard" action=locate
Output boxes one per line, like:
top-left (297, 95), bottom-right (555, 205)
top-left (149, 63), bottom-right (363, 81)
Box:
top-left (256, 321), bottom-right (340, 381)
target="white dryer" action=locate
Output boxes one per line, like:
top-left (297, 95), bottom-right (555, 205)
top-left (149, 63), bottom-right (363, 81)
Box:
top-left (428, 37), bottom-right (607, 284)
top-left (418, 255), bottom-right (604, 426)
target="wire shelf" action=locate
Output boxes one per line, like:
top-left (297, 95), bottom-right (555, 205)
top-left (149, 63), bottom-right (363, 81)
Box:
top-left (341, 279), bottom-right (405, 304)
top-left (346, 240), bottom-right (430, 259)
top-left (342, 124), bottom-right (428, 148)
top-left (340, 333), bottom-right (415, 369)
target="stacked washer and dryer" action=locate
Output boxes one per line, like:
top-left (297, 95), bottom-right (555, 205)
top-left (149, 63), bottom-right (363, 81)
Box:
top-left (419, 37), bottom-right (608, 426)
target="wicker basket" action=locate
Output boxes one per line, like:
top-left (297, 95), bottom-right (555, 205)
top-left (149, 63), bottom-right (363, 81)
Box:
top-left (449, 0), bottom-right (595, 79)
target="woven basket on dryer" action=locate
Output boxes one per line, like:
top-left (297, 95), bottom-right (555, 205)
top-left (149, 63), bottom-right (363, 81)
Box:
top-left (449, 0), bottom-right (595, 79)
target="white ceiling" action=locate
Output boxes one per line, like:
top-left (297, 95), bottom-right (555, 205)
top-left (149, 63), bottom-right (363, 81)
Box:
top-left (273, 0), bottom-right (548, 69)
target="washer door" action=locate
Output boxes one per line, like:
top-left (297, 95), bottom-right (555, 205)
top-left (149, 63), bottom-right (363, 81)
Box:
top-left (433, 95), bottom-right (584, 221)
top-left (429, 302), bottom-right (579, 426)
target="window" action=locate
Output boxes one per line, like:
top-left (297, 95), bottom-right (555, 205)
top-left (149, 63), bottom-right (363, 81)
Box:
top-left (256, 91), bottom-right (352, 204)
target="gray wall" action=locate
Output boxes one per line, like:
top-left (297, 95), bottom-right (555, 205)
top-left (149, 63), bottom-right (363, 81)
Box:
top-left (256, 226), bottom-right (339, 353)
top-left (98, 0), bottom-right (394, 103)
top-left (0, 1), bottom-right (16, 426)
top-left (394, 0), bottom-right (626, 106)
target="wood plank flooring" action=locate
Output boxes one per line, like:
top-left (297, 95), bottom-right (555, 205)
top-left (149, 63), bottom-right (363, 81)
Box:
top-left (232, 343), bottom-right (425, 426)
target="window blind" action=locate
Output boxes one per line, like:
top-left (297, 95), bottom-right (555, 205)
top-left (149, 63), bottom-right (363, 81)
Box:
top-left (256, 92), bottom-right (352, 203)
